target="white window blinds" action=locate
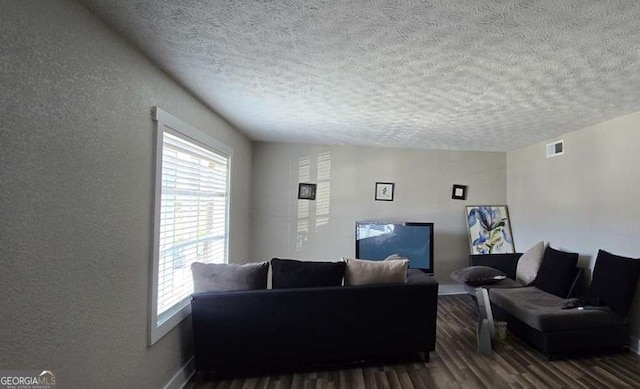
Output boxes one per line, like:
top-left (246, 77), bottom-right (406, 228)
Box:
top-left (158, 132), bottom-right (228, 318)
top-left (149, 107), bottom-right (232, 344)
top-left (157, 130), bottom-right (228, 323)
top-left (157, 131), bottom-right (229, 320)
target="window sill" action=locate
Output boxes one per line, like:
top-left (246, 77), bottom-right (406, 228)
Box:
top-left (149, 299), bottom-right (191, 346)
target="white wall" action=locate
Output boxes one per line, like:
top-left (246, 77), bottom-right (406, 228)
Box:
top-left (0, 1), bottom-right (252, 388)
top-left (507, 111), bottom-right (640, 337)
top-left (250, 142), bottom-right (506, 282)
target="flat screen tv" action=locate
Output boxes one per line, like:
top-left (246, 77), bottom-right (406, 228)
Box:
top-left (356, 221), bottom-right (434, 274)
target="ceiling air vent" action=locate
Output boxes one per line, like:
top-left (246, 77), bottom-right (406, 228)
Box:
top-left (546, 140), bottom-right (564, 158)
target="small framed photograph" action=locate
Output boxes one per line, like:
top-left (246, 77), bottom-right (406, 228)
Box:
top-left (452, 184), bottom-right (467, 200)
top-left (375, 182), bottom-right (394, 201)
top-left (298, 183), bottom-right (317, 200)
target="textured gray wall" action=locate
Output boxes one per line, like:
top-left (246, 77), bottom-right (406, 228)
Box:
top-left (507, 111), bottom-right (640, 339)
top-left (250, 143), bottom-right (506, 283)
top-left (0, 1), bottom-right (252, 388)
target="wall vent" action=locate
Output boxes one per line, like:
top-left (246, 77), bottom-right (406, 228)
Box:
top-left (546, 140), bottom-right (564, 158)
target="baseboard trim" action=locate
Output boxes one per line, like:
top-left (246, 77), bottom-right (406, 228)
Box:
top-left (164, 356), bottom-right (195, 389)
top-left (630, 336), bottom-right (640, 355)
top-left (438, 284), bottom-right (467, 296)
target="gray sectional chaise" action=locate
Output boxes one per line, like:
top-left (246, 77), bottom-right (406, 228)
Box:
top-left (469, 249), bottom-right (637, 359)
top-left (488, 284), bottom-right (628, 359)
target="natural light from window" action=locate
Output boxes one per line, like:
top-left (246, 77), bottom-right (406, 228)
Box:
top-left (150, 107), bottom-right (231, 345)
top-left (157, 132), bottom-right (228, 318)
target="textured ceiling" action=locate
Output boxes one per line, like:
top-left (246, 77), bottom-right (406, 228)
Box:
top-left (78, 0), bottom-right (640, 151)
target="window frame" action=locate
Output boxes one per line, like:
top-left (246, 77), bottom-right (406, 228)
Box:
top-left (149, 107), bottom-right (232, 345)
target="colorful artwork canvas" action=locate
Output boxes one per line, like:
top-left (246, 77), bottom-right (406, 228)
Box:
top-left (465, 205), bottom-right (515, 254)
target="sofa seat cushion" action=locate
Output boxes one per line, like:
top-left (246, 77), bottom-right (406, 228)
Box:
top-left (489, 287), bottom-right (625, 332)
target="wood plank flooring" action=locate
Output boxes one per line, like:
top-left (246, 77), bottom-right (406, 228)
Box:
top-left (186, 295), bottom-right (640, 389)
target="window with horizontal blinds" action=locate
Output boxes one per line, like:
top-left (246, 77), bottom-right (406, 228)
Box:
top-left (149, 107), bottom-right (233, 345)
top-left (157, 132), bottom-right (229, 319)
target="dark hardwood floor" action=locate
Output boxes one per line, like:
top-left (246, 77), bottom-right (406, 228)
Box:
top-left (187, 295), bottom-right (640, 389)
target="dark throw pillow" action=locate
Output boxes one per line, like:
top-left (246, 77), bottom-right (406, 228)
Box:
top-left (191, 262), bottom-right (269, 293)
top-left (271, 258), bottom-right (346, 289)
top-left (588, 250), bottom-right (640, 316)
top-left (449, 266), bottom-right (507, 286)
top-left (533, 246), bottom-right (578, 298)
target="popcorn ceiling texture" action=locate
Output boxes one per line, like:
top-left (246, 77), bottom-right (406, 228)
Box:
top-left (78, 0), bottom-right (640, 151)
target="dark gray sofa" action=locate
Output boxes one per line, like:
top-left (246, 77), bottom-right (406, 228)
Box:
top-left (469, 253), bottom-right (629, 359)
top-left (191, 269), bottom-right (438, 372)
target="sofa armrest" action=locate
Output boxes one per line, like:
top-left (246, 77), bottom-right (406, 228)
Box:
top-left (469, 253), bottom-right (523, 280)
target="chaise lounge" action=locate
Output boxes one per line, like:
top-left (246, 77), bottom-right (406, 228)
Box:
top-left (457, 246), bottom-right (640, 359)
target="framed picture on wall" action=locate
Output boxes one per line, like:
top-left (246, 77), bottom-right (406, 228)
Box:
top-left (375, 182), bottom-right (394, 201)
top-left (298, 183), bottom-right (317, 200)
top-left (465, 205), bottom-right (515, 254)
top-left (452, 184), bottom-right (467, 200)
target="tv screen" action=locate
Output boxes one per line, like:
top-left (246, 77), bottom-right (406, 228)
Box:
top-left (355, 222), bottom-right (434, 273)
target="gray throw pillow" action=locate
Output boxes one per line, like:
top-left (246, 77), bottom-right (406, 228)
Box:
top-left (343, 257), bottom-right (409, 286)
top-left (516, 241), bottom-right (545, 285)
top-left (191, 262), bottom-right (269, 293)
top-left (450, 266), bottom-right (507, 286)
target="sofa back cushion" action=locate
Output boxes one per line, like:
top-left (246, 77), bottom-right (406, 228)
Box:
top-left (533, 246), bottom-right (579, 298)
top-left (191, 262), bottom-right (269, 293)
top-left (271, 258), bottom-right (346, 289)
top-left (515, 241), bottom-right (545, 286)
top-left (344, 257), bottom-right (409, 286)
top-left (588, 250), bottom-right (640, 316)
